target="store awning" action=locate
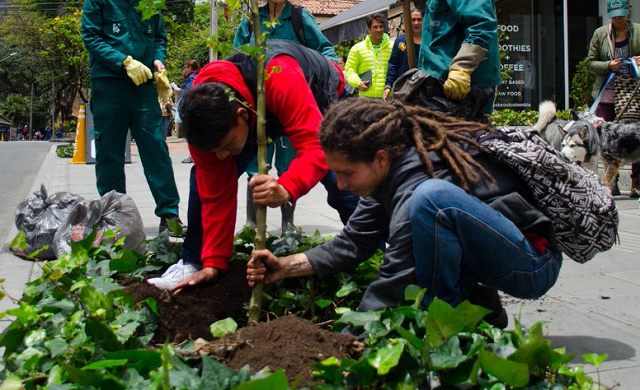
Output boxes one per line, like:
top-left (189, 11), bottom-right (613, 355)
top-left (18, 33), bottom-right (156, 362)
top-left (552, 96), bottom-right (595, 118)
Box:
top-left (319, 0), bottom-right (398, 44)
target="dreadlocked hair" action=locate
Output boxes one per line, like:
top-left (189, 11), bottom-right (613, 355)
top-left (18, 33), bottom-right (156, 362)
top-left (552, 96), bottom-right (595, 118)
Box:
top-left (319, 98), bottom-right (495, 191)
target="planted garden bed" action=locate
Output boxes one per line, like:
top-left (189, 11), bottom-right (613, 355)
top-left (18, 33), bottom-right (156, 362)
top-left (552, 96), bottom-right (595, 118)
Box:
top-left (0, 228), bottom-right (610, 389)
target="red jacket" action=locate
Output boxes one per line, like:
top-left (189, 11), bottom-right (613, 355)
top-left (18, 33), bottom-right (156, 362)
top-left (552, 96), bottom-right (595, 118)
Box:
top-left (189, 55), bottom-right (330, 271)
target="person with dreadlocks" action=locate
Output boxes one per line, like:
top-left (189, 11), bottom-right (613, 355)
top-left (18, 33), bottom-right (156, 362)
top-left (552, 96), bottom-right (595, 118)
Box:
top-left (247, 99), bottom-right (562, 328)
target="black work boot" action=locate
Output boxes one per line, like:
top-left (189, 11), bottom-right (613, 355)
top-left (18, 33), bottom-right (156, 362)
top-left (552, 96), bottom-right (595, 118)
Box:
top-left (159, 214), bottom-right (186, 237)
top-left (465, 284), bottom-right (508, 329)
top-left (245, 184), bottom-right (257, 229)
top-left (280, 202), bottom-right (296, 234)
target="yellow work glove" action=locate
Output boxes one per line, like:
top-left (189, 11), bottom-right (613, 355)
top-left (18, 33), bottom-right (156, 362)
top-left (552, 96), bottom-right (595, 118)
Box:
top-left (122, 55), bottom-right (152, 86)
top-left (443, 68), bottom-right (471, 100)
top-left (154, 69), bottom-right (173, 105)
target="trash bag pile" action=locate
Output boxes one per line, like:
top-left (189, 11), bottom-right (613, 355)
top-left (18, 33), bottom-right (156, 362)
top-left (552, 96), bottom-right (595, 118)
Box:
top-left (15, 184), bottom-right (84, 260)
top-left (14, 185), bottom-right (146, 260)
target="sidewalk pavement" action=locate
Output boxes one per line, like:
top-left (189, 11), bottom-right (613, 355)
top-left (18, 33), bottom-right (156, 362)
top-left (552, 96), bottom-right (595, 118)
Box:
top-left (1, 140), bottom-right (639, 387)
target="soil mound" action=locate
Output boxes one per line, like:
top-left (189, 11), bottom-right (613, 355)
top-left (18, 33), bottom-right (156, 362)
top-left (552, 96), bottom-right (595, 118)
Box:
top-left (221, 316), bottom-right (356, 388)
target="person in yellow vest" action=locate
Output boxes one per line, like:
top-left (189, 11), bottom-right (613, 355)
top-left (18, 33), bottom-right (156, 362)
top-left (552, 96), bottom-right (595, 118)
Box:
top-left (344, 13), bottom-right (392, 99)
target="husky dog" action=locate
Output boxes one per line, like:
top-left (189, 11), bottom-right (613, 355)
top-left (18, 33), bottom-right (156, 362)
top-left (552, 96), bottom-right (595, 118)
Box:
top-left (533, 101), bottom-right (602, 173)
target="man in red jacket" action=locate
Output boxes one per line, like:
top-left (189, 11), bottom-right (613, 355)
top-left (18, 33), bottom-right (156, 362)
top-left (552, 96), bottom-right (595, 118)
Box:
top-left (148, 41), bottom-right (357, 292)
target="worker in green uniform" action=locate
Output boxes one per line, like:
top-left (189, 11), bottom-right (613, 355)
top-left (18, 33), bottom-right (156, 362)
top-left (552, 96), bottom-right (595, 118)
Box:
top-left (81, 0), bottom-right (183, 233)
top-left (417, 0), bottom-right (501, 113)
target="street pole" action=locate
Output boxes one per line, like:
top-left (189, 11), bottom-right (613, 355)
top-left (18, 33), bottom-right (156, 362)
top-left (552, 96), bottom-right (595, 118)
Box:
top-left (209, 0), bottom-right (218, 61)
top-left (29, 82), bottom-right (34, 140)
top-left (52, 79), bottom-right (55, 129)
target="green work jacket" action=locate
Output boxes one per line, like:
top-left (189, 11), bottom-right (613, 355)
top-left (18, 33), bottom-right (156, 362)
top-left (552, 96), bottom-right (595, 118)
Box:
top-left (418, 0), bottom-right (500, 87)
top-left (233, 2), bottom-right (337, 63)
top-left (81, 0), bottom-right (166, 80)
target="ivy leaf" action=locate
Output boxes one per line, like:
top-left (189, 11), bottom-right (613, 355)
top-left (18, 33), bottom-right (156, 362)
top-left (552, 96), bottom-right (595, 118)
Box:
top-left (368, 341), bottom-right (404, 375)
top-left (83, 359), bottom-right (128, 370)
top-left (479, 349), bottom-right (529, 387)
top-left (582, 352), bottom-right (607, 368)
top-left (336, 281), bottom-right (358, 298)
top-left (85, 318), bottom-right (123, 352)
top-left (8, 230), bottom-right (27, 251)
top-left (0, 375), bottom-right (23, 390)
top-left (335, 310), bottom-right (380, 327)
top-left (200, 356), bottom-right (251, 389)
top-left (233, 370), bottom-right (288, 390)
top-left (210, 318), bottom-right (238, 339)
top-left (428, 336), bottom-right (468, 370)
top-left (315, 299), bottom-right (333, 309)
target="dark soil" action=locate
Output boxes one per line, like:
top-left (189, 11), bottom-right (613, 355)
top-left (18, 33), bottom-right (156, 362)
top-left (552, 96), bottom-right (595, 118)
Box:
top-left (217, 316), bottom-right (357, 388)
top-left (123, 260), bottom-right (359, 387)
top-left (122, 259), bottom-right (252, 344)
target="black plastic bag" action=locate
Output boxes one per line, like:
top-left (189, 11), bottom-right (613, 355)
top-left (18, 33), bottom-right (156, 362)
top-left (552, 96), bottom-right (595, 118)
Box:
top-left (14, 184), bottom-right (84, 259)
top-left (53, 190), bottom-right (147, 257)
top-left (392, 68), bottom-right (494, 122)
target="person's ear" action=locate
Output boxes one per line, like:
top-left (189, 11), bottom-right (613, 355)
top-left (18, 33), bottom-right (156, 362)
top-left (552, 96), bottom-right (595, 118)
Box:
top-left (237, 107), bottom-right (249, 123)
top-left (374, 150), bottom-right (389, 167)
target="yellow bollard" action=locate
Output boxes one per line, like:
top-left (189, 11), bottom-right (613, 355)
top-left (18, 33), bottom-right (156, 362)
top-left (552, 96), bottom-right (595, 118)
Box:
top-left (0, 132), bottom-right (4, 142)
top-left (70, 105), bottom-right (86, 164)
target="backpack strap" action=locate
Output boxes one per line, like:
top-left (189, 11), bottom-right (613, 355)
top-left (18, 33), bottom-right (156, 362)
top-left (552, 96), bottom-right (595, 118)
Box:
top-left (289, 4), bottom-right (306, 46)
top-left (247, 3), bottom-right (306, 46)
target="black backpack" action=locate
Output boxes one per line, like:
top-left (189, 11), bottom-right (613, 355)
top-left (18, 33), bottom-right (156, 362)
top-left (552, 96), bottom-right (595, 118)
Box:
top-left (247, 3), bottom-right (307, 46)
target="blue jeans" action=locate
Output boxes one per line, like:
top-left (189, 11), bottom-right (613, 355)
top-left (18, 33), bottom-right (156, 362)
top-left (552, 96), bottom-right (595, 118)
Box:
top-left (180, 144), bottom-right (359, 267)
top-left (408, 179), bottom-right (562, 307)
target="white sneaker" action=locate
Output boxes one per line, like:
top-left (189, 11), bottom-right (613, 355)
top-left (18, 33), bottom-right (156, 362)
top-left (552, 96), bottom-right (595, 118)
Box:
top-left (147, 260), bottom-right (198, 290)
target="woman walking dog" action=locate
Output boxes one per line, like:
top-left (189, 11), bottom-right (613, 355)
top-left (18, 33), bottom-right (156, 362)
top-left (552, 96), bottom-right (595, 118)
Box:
top-left (247, 99), bottom-right (563, 328)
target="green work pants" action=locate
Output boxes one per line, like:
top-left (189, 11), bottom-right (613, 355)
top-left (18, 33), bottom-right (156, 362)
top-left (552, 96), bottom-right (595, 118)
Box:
top-left (90, 77), bottom-right (179, 217)
top-left (245, 135), bottom-right (296, 178)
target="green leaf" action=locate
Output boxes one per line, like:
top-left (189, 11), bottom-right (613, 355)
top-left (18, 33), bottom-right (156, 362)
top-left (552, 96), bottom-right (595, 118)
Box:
top-left (315, 299), bottom-right (333, 309)
top-left (428, 336), bottom-right (468, 370)
top-left (0, 322), bottom-right (28, 357)
top-left (335, 310), bottom-right (380, 327)
top-left (83, 359), bottom-right (129, 370)
top-left (210, 317), bottom-right (238, 339)
top-left (425, 299), bottom-right (489, 348)
top-left (336, 281), bottom-right (358, 298)
top-left (85, 318), bottom-right (123, 352)
top-left (0, 375), bottom-right (23, 390)
top-left (45, 338), bottom-right (68, 358)
top-left (79, 286), bottom-right (113, 318)
top-left (368, 341), bottom-right (404, 375)
top-left (582, 352), bottom-right (607, 368)
top-left (8, 230), bottom-right (27, 251)
top-left (200, 356), bottom-right (251, 388)
top-left (233, 370), bottom-right (288, 390)
top-left (106, 350), bottom-right (162, 374)
top-left (479, 349), bottom-right (529, 387)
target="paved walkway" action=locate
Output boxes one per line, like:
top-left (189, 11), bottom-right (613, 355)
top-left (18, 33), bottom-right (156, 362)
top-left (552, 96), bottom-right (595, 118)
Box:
top-left (1, 140), bottom-right (639, 387)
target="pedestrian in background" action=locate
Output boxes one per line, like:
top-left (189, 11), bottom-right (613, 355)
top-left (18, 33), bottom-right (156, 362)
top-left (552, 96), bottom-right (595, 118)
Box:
top-left (383, 8), bottom-right (423, 101)
top-left (81, 0), bottom-right (183, 234)
top-left (344, 13), bottom-right (392, 99)
top-left (586, 0), bottom-right (640, 197)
